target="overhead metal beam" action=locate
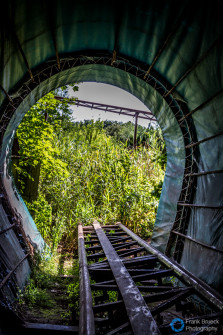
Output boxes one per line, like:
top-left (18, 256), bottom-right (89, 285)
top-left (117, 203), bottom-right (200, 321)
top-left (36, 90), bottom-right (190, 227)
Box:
top-left (0, 253), bottom-right (29, 290)
top-left (144, 20), bottom-right (182, 79)
top-left (12, 31), bottom-right (34, 82)
top-left (0, 223), bottom-right (16, 235)
top-left (54, 96), bottom-right (157, 122)
top-left (143, 2), bottom-right (195, 80)
top-left (51, 32), bottom-right (61, 70)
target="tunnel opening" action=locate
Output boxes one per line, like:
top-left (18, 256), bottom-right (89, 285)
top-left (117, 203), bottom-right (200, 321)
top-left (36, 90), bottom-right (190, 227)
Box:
top-left (0, 54), bottom-right (197, 327)
top-left (0, 49), bottom-right (221, 335)
top-left (0, 55), bottom-right (192, 246)
top-left (9, 81), bottom-right (167, 326)
top-left (0, 0), bottom-right (223, 335)
top-left (0, 51), bottom-right (193, 255)
top-left (11, 81), bottom-right (166, 243)
top-left (0, 1), bottom-right (223, 331)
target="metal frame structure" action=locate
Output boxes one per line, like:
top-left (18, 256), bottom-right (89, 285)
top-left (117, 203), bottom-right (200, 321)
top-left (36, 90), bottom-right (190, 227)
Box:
top-left (54, 96), bottom-right (157, 122)
top-left (1, 51), bottom-right (220, 282)
top-left (0, 52), bottom-right (201, 332)
top-left (79, 221), bottom-right (223, 335)
top-left (0, 2), bottom-right (222, 331)
top-left (54, 96), bottom-right (157, 148)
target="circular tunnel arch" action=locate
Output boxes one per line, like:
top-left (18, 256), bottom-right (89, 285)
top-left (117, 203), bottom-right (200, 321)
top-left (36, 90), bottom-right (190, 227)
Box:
top-left (0, 53), bottom-right (195, 249)
top-left (0, 0), bottom-right (222, 301)
top-left (0, 53), bottom-right (196, 280)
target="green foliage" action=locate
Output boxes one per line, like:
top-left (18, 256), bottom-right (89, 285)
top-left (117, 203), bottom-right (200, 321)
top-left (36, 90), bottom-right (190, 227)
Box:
top-left (14, 96), bottom-right (167, 313)
top-left (107, 291), bottom-right (118, 302)
top-left (67, 269), bottom-right (79, 315)
top-left (18, 278), bottom-right (53, 308)
top-left (18, 253), bottom-right (59, 308)
top-left (17, 252), bottom-right (80, 323)
top-left (14, 88), bottom-right (166, 252)
top-left (33, 120), bottom-right (165, 250)
top-left (14, 87), bottom-right (78, 192)
top-left (104, 120), bottom-right (167, 163)
top-left (26, 194), bottom-right (52, 240)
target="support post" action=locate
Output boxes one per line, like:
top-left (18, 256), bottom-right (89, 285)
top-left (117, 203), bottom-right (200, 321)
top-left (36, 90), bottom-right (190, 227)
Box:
top-left (134, 112), bottom-right (139, 148)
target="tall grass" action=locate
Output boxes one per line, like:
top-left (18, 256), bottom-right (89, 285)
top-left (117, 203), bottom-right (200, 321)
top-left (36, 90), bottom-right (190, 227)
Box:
top-left (27, 120), bottom-right (165, 252)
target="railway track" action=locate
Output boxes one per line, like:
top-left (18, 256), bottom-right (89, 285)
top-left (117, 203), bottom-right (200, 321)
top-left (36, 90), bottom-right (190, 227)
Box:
top-left (79, 221), bottom-right (223, 335)
top-left (1, 220), bottom-right (223, 334)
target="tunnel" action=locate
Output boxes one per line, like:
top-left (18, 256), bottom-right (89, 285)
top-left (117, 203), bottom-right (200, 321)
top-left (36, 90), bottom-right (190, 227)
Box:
top-left (0, 0), bottom-right (222, 322)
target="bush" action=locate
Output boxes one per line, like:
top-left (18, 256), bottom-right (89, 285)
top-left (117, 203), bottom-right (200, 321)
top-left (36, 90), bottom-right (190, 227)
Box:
top-left (34, 121), bottom-right (165, 250)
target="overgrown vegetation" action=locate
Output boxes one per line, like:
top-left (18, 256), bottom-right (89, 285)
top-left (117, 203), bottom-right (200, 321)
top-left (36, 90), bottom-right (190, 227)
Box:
top-left (13, 87), bottom-right (166, 321)
top-left (17, 253), bottom-right (79, 325)
top-left (13, 88), bottom-right (166, 252)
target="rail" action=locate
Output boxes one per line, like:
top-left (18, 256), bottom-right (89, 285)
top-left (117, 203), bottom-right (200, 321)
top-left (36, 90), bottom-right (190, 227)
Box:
top-left (78, 221), bottom-right (223, 335)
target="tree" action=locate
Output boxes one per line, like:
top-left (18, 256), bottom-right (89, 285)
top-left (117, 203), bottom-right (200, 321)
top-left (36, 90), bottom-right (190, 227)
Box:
top-left (13, 85), bottom-right (78, 202)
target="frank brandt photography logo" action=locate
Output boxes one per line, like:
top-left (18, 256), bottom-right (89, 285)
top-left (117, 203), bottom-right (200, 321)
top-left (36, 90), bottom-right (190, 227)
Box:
top-left (170, 317), bottom-right (220, 333)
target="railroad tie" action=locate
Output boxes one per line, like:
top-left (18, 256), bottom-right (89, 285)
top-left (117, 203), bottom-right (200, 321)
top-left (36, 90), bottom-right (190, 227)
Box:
top-left (78, 221), bottom-right (223, 335)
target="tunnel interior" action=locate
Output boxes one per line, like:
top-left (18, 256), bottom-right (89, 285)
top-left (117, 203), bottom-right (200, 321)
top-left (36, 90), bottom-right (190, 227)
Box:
top-left (0, 0), bottom-right (223, 313)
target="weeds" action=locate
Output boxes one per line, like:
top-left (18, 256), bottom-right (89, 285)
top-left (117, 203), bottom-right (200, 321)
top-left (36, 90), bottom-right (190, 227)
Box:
top-left (14, 92), bottom-right (167, 321)
top-left (17, 252), bottom-right (79, 324)
top-left (18, 280), bottom-right (53, 308)
top-left (26, 121), bottom-right (165, 251)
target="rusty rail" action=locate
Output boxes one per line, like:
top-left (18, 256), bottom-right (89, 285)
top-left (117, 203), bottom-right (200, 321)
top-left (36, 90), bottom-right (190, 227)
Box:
top-left (78, 223), bottom-right (95, 335)
top-left (93, 220), bottom-right (160, 335)
top-left (79, 221), bottom-right (223, 335)
top-left (118, 223), bottom-right (223, 311)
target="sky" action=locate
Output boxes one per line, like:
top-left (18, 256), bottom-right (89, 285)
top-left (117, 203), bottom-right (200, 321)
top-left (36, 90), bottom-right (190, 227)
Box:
top-left (68, 82), bottom-right (156, 127)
